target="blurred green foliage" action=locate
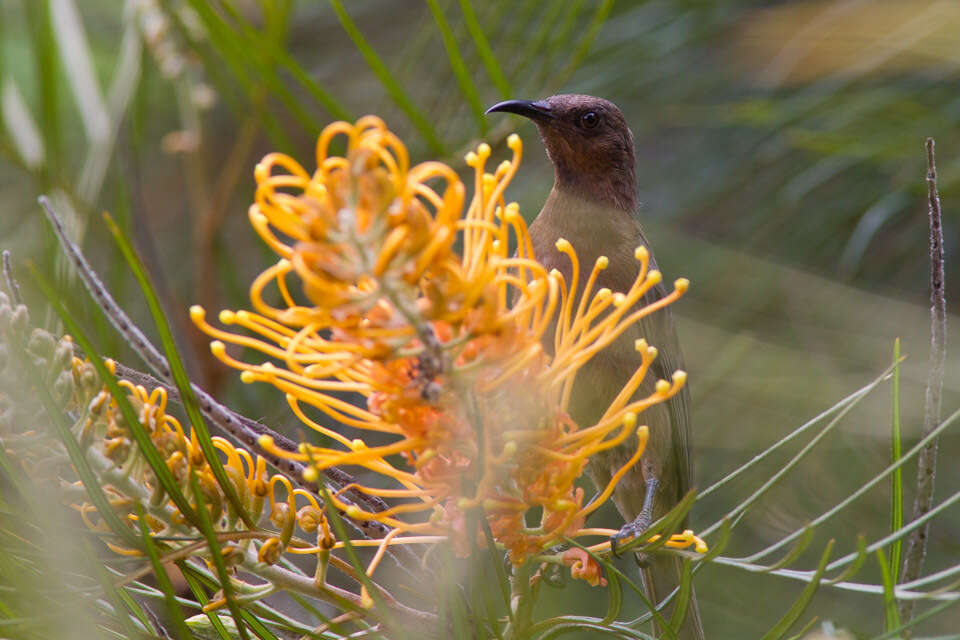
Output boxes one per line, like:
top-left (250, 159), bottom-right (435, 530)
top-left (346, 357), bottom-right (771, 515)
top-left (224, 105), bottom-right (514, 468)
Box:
top-left (1, 0), bottom-right (959, 637)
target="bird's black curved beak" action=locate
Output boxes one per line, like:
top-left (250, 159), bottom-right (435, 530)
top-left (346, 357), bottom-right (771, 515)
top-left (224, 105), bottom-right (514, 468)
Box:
top-left (485, 99), bottom-right (553, 121)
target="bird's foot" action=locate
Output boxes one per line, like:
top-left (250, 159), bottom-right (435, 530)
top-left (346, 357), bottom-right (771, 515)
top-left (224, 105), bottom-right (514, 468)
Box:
top-left (610, 512), bottom-right (652, 558)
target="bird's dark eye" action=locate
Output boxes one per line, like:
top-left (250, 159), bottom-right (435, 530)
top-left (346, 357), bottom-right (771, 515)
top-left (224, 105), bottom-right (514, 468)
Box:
top-left (579, 111), bottom-right (600, 129)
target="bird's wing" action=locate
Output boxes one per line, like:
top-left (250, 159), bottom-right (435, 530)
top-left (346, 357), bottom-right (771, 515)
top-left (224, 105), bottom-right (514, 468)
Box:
top-left (640, 297), bottom-right (692, 502)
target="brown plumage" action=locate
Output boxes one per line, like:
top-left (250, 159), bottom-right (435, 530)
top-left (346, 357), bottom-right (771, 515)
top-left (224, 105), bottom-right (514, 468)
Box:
top-left (487, 94), bottom-right (704, 639)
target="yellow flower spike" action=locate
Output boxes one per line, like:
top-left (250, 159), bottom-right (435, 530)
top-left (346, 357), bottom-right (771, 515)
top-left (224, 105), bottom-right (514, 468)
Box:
top-left (189, 117), bottom-right (692, 565)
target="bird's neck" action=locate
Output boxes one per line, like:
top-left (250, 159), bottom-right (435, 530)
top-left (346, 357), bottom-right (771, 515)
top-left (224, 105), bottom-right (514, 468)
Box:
top-left (550, 157), bottom-right (638, 213)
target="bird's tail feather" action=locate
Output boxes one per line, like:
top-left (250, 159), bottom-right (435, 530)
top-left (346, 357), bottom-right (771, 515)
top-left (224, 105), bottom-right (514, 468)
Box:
top-left (640, 555), bottom-right (705, 640)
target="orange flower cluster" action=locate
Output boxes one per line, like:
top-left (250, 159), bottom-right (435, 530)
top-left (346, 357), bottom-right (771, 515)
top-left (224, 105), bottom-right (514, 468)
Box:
top-left (191, 117), bottom-right (701, 578)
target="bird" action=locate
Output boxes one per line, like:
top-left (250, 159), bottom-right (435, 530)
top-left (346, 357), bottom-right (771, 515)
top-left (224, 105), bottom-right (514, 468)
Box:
top-left (486, 94), bottom-right (704, 639)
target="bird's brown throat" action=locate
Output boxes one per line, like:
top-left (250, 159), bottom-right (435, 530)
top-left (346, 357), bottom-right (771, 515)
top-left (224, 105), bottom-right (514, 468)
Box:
top-left (544, 138), bottom-right (638, 213)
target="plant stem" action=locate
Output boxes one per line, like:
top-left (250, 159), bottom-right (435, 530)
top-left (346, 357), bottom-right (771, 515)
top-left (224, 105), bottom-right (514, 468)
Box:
top-left (899, 137), bottom-right (947, 629)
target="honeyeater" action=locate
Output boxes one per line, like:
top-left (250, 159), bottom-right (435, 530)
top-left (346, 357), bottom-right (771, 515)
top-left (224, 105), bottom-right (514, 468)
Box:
top-left (487, 94), bottom-right (704, 640)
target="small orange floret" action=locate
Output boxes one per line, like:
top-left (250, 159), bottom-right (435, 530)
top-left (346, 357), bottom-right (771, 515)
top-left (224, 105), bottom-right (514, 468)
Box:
top-left (562, 548), bottom-right (607, 587)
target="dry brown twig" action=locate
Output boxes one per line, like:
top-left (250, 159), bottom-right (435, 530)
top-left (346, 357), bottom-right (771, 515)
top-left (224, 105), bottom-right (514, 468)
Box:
top-left (899, 137), bottom-right (947, 628)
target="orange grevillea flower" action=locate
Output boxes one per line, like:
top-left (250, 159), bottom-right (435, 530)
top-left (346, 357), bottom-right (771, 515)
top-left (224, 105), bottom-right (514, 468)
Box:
top-left (191, 117), bottom-right (703, 580)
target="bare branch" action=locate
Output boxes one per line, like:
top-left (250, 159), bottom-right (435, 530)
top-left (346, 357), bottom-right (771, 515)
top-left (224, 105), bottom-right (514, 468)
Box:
top-left (899, 137), bottom-right (948, 627)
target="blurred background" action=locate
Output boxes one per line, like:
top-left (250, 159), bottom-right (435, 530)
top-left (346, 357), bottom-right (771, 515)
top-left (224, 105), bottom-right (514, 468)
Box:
top-left (1, 0), bottom-right (958, 635)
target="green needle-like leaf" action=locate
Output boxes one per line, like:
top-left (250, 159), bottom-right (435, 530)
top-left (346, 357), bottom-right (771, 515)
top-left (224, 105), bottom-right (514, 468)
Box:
top-left (85, 539), bottom-right (152, 640)
top-left (189, 469), bottom-right (250, 640)
top-left (667, 560), bottom-right (694, 634)
top-left (102, 212), bottom-right (255, 530)
top-left (457, 0), bottom-right (510, 98)
top-left (328, 0), bottom-right (446, 155)
top-left (191, 0), bottom-right (351, 122)
top-left (19, 268), bottom-right (146, 548)
top-left (315, 482), bottom-right (397, 630)
top-left (889, 337), bottom-right (903, 585)
top-left (602, 559), bottom-right (623, 625)
top-left (760, 539), bottom-right (835, 640)
top-left (480, 516), bottom-right (513, 625)
top-left (28, 259), bottom-right (200, 528)
top-left (426, 0), bottom-right (487, 133)
top-left (876, 548), bottom-right (901, 632)
top-left (136, 504), bottom-right (193, 640)
top-left (762, 525), bottom-right (815, 572)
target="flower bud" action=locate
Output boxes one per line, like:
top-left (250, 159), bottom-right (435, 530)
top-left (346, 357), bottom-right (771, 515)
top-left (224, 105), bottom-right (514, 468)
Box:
top-left (10, 305), bottom-right (29, 336)
top-left (27, 329), bottom-right (56, 359)
top-left (52, 370), bottom-right (75, 406)
top-left (220, 545), bottom-right (245, 567)
top-left (78, 362), bottom-right (99, 394)
top-left (0, 303), bottom-right (12, 332)
top-left (270, 502), bottom-right (290, 528)
top-left (258, 537), bottom-right (282, 565)
top-left (297, 506), bottom-right (323, 533)
top-left (53, 337), bottom-right (74, 372)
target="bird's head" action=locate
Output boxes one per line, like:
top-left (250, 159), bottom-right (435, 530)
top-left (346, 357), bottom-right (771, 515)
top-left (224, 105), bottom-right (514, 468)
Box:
top-left (486, 94), bottom-right (637, 211)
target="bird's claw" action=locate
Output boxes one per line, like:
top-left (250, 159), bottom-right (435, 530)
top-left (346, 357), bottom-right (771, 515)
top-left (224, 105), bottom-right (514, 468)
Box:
top-left (610, 520), bottom-right (644, 558)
